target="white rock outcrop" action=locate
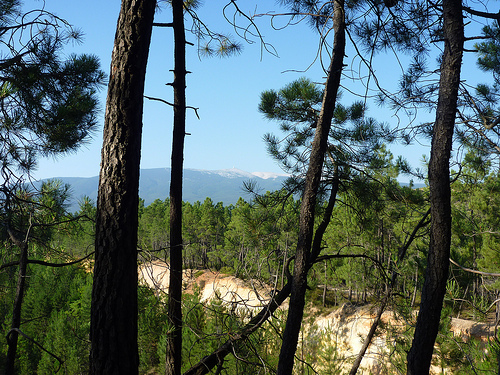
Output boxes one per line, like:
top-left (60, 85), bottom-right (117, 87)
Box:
top-left (139, 262), bottom-right (494, 374)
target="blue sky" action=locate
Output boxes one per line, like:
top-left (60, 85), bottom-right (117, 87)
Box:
top-left (27, 1), bottom-right (493, 183)
top-left (31, 0), bottom-right (334, 180)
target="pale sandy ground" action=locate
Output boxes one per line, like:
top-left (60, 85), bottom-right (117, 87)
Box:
top-left (139, 261), bottom-right (276, 312)
top-left (139, 261), bottom-right (495, 374)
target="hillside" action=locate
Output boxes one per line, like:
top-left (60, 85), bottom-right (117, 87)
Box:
top-left (41, 167), bottom-right (289, 211)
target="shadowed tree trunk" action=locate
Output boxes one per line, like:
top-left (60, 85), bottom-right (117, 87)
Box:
top-left (5, 231), bottom-right (28, 375)
top-left (89, 0), bottom-right (156, 374)
top-left (166, 0), bottom-right (186, 374)
top-left (276, 2), bottom-right (345, 373)
top-left (406, 1), bottom-right (464, 373)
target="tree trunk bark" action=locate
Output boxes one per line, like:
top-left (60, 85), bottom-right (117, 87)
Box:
top-left (5, 240), bottom-right (28, 375)
top-left (89, 1), bottom-right (156, 374)
top-left (166, 0), bottom-right (186, 374)
top-left (406, 1), bottom-right (464, 374)
top-left (276, 3), bottom-right (345, 371)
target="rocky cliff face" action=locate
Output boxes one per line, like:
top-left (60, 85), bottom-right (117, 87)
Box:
top-left (140, 262), bottom-right (494, 373)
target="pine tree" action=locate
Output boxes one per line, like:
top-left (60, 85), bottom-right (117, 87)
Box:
top-left (0, 1), bottom-right (104, 372)
top-left (89, 0), bottom-right (156, 373)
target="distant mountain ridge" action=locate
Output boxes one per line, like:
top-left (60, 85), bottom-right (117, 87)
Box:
top-left (43, 168), bottom-right (289, 211)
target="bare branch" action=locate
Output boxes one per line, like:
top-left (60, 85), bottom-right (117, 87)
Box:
top-left (0, 251), bottom-right (95, 271)
top-left (153, 22), bottom-right (174, 27)
top-left (449, 258), bottom-right (500, 277)
top-left (144, 95), bottom-right (200, 119)
top-left (462, 6), bottom-right (500, 21)
top-left (144, 95), bottom-right (174, 107)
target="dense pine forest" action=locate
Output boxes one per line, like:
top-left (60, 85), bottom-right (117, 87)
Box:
top-left (2, 160), bottom-right (500, 373)
top-left (3, 0), bottom-right (500, 373)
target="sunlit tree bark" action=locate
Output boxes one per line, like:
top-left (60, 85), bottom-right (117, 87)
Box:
top-left (406, 1), bottom-right (464, 373)
top-left (276, 1), bottom-right (345, 373)
top-left (89, 0), bottom-right (156, 373)
top-left (166, 0), bottom-right (186, 374)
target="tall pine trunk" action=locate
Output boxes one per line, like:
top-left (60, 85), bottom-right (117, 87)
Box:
top-left (166, 0), bottom-right (186, 374)
top-left (89, 1), bottom-right (156, 373)
top-left (406, 1), bottom-right (464, 373)
top-left (276, 2), bottom-right (345, 373)
top-left (5, 238), bottom-right (28, 375)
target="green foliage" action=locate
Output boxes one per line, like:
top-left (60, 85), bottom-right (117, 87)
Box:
top-left (1, 179), bottom-right (92, 265)
top-left (259, 77), bottom-right (323, 124)
top-left (150, 288), bottom-right (283, 374)
top-left (259, 77), bottom-right (397, 196)
top-left (4, 0), bottom-right (500, 373)
top-left (0, 259), bottom-right (171, 374)
top-left (476, 25), bottom-right (500, 86)
top-left (449, 159), bottom-right (500, 307)
top-left (138, 285), bottom-right (168, 373)
top-left (138, 198), bottom-right (170, 254)
top-left (0, 6), bottom-right (104, 368)
top-left (51, 195), bottom-right (96, 258)
top-left (0, 263), bottom-right (93, 374)
top-left (0, 3), bottom-right (104, 181)
top-left (161, 0), bottom-right (242, 58)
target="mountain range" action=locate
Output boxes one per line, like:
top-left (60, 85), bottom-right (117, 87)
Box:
top-left (44, 168), bottom-right (289, 211)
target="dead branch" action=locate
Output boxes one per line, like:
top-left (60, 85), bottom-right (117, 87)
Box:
top-left (449, 258), bottom-right (500, 277)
